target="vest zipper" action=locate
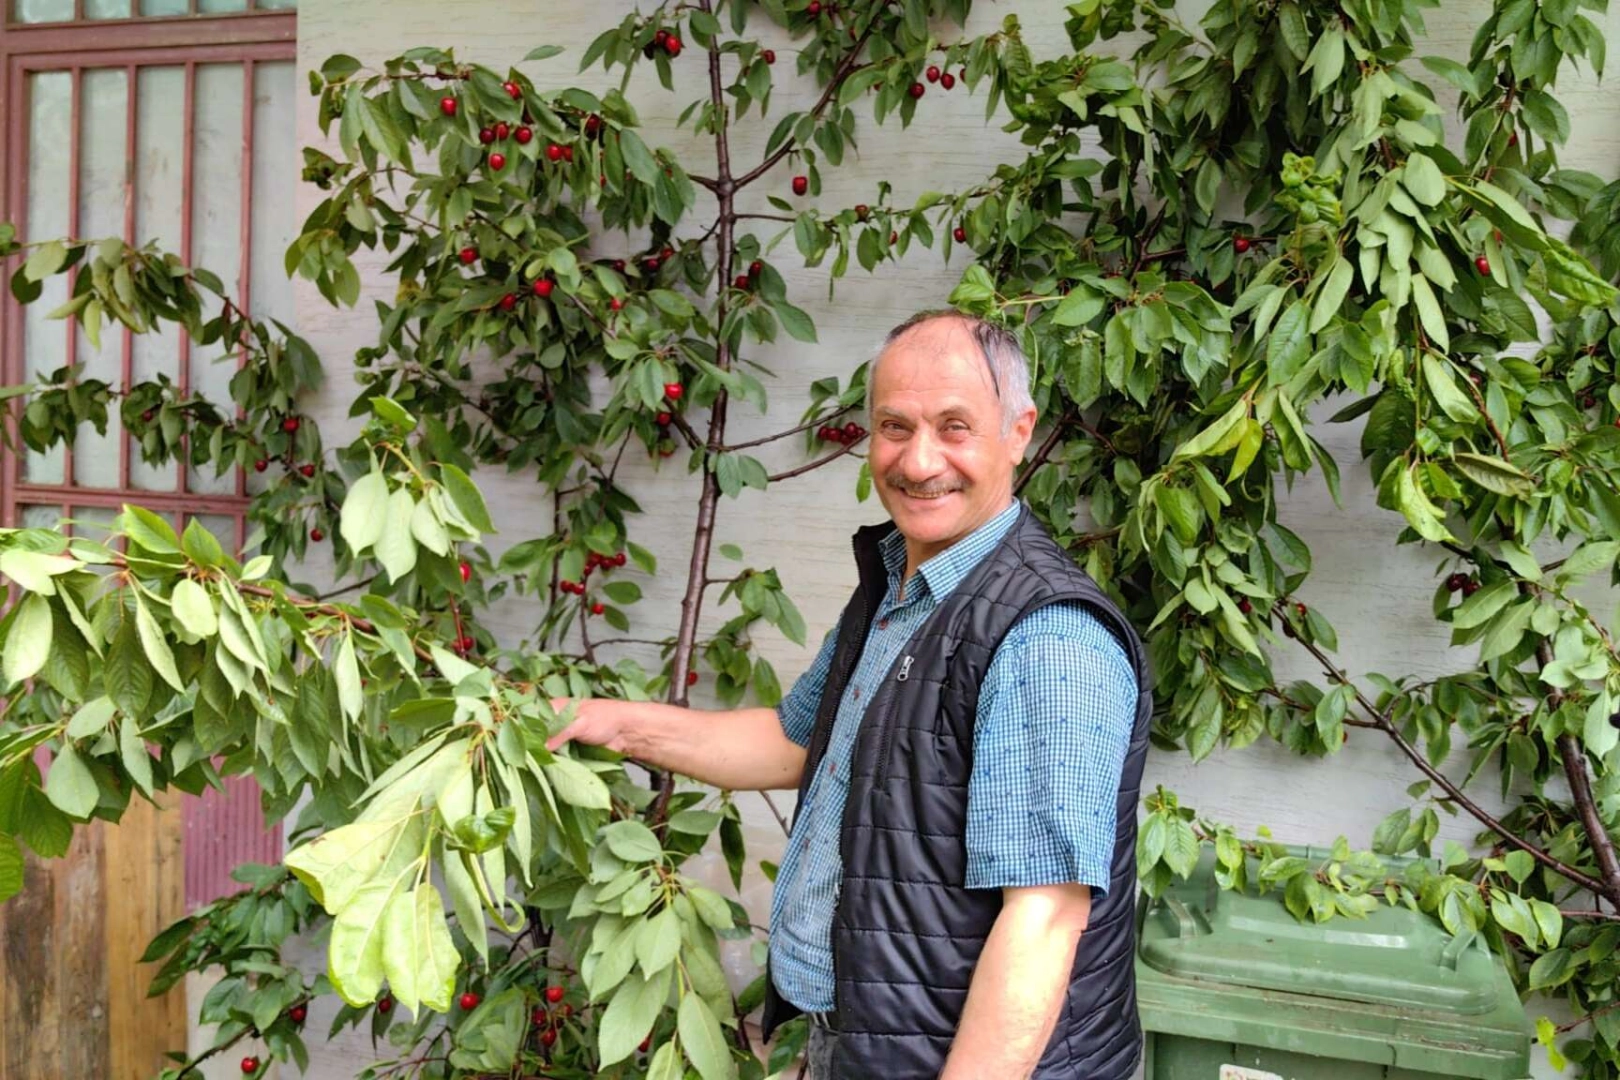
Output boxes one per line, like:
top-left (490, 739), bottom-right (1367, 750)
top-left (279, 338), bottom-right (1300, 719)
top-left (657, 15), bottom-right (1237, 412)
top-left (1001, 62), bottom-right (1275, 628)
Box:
top-left (874, 654), bottom-right (912, 787)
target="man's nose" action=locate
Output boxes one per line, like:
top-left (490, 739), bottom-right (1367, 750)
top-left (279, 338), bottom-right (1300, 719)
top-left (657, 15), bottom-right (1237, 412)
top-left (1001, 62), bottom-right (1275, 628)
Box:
top-left (900, 427), bottom-right (945, 479)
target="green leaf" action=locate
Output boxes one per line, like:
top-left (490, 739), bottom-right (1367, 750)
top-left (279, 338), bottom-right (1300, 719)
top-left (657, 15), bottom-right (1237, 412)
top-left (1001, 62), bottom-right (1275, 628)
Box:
top-left (1402, 153), bottom-right (1446, 207)
top-left (1478, 600), bottom-right (1533, 662)
top-left (601, 820), bottom-right (662, 863)
top-left (1410, 274), bottom-right (1449, 353)
top-left (0, 549), bottom-right (80, 595)
top-left (598, 968), bottom-right (670, 1068)
top-left (171, 579), bottom-right (217, 638)
top-left (23, 240), bottom-right (67, 283)
top-left (381, 883), bottom-right (459, 1016)
top-left (604, 581), bottom-right (641, 605)
top-left (440, 464), bottom-right (494, 533)
top-left (1309, 257), bottom-right (1353, 333)
top-left (65, 697), bottom-right (115, 740)
top-left (2, 594), bottom-right (53, 685)
top-left (1452, 452), bottom-right (1534, 497)
top-left (1527, 947), bottom-right (1575, 991)
top-left (678, 992), bottom-right (736, 1080)
top-left (118, 714), bottom-right (154, 798)
top-left (327, 879), bottom-right (401, 1006)
top-left (375, 487), bottom-right (419, 583)
top-left (44, 742), bottom-right (97, 819)
top-left (543, 757), bottom-right (611, 810)
top-left (121, 505), bottom-right (180, 554)
top-left (1163, 820), bottom-right (1200, 878)
top-left (336, 629), bottom-right (363, 725)
top-left (134, 594), bottom-right (184, 692)
top-left (180, 519), bottom-right (225, 568)
top-left (1421, 354), bottom-right (1477, 423)
top-left (646, 1042), bottom-right (683, 1080)
top-left (1453, 580), bottom-right (1514, 630)
top-left (340, 470), bottom-right (389, 555)
top-left (105, 621), bottom-right (154, 718)
top-left (1051, 286), bottom-right (1105, 327)
top-left (772, 300), bottom-right (817, 343)
top-left (0, 835), bottom-right (23, 904)
top-left (634, 905), bottom-right (681, 975)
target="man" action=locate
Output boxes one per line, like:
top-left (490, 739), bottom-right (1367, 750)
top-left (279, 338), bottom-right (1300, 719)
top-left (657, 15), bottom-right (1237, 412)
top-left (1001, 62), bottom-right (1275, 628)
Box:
top-left (548, 311), bottom-right (1151, 1079)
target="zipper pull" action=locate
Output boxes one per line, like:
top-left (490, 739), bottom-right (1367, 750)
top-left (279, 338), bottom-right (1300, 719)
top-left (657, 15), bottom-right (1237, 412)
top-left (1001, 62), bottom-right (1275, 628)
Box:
top-left (896, 655), bottom-right (913, 682)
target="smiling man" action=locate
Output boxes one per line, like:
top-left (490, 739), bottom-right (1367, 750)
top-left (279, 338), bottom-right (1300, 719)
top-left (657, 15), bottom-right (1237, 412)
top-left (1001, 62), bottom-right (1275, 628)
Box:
top-left (548, 310), bottom-right (1151, 1079)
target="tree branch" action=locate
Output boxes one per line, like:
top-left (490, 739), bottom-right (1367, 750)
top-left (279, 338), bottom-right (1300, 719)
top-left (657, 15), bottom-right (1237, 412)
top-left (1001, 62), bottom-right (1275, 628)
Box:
top-left (723, 405), bottom-right (853, 451)
top-left (733, 40), bottom-right (876, 191)
top-left (1014, 405), bottom-right (1076, 497)
top-left (1284, 608), bottom-right (1611, 898)
top-left (767, 436), bottom-right (863, 483)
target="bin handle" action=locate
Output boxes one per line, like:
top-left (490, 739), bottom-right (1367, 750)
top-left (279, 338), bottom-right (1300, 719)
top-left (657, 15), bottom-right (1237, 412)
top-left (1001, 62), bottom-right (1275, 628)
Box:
top-left (1161, 896), bottom-right (1202, 939)
top-left (1440, 928), bottom-right (1475, 971)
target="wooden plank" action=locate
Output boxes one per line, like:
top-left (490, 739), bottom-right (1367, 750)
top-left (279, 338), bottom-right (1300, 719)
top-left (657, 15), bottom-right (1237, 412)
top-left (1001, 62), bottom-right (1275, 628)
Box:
top-left (1, 819), bottom-right (107, 1080)
top-left (105, 797), bottom-right (188, 1080)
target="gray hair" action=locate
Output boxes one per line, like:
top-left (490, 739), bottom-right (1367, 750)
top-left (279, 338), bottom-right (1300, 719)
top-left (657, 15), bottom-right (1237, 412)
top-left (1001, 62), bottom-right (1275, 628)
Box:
top-left (866, 309), bottom-right (1036, 436)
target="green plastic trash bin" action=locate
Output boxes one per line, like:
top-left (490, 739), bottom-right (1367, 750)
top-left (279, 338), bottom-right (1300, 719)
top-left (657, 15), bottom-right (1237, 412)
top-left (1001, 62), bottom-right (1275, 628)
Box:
top-left (1135, 845), bottom-right (1532, 1080)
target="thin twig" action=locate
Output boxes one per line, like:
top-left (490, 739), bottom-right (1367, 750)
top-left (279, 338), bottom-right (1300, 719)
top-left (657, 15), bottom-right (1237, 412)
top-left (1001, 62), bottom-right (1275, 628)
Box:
top-left (1014, 405), bottom-right (1076, 496)
top-left (767, 437), bottom-right (863, 483)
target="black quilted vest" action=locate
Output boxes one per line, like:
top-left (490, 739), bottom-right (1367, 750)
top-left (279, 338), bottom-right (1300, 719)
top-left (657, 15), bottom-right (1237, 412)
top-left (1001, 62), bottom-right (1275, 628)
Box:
top-left (761, 504), bottom-right (1152, 1079)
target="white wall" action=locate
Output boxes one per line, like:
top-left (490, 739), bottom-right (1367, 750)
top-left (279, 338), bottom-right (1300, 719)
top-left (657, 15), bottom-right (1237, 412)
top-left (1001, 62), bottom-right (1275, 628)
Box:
top-left (232, 2), bottom-right (1620, 1077)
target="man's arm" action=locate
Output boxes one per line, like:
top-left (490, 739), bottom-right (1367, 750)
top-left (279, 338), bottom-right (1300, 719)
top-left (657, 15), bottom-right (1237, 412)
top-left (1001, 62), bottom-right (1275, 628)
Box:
top-left (938, 883), bottom-right (1092, 1080)
top-left (545, 700), bottom-right (806, 791)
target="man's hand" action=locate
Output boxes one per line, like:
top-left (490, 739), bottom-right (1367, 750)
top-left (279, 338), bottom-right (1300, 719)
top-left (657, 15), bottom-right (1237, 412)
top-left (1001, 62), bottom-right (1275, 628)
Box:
top-left (939, 883), bottom-right (1093, 1080)
top-left (541, 697), bottom-right (807, 793)
top-left (545, 698), bottom-right (637, 755)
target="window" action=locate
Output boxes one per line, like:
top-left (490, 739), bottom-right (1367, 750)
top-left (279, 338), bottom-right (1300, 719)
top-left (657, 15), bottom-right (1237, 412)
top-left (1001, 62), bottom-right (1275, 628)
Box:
top-left (0, 2), bottom-right (296, 910)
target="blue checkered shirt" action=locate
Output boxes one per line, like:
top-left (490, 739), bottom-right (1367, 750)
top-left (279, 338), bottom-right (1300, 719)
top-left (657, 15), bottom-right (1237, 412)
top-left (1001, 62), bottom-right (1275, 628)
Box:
top-left (767, 500), bottom-right (1138, 1013)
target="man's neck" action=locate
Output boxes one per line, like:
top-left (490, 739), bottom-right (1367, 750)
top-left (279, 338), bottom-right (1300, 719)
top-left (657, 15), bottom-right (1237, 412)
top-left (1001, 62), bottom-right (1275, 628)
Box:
top-left (896, 498), bottom-right (1016, 601)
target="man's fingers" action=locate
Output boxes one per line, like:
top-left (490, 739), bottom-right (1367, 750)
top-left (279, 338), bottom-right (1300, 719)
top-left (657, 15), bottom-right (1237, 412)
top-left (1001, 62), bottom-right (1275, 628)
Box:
top-left (544, 723), bottom-right (576, 753)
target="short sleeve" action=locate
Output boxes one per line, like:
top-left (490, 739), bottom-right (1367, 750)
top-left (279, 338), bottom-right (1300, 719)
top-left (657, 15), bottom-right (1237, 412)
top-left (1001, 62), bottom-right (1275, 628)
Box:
top-left (776, 619), bottom-right (841, 748)
top-left (964, 603), bottom-right (1137, 894)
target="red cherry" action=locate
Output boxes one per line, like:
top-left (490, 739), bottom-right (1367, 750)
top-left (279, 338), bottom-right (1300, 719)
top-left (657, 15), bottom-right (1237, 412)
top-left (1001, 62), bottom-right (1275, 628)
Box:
top-left (241, 1057), bottom-right (259, 1075)
top-left (488, 152), bottom-right (506, 171)
top-left (541, 1028), bottom-right (558, 1047)
top-left (299, 463), bottom-right (316, 478)
top-left (686, 670), bottom-right (699, 686)
top-left (656, 411), bottom-right (672, 425)
top-left (499, 292), bottom-right (517, 311)
top-left (640, 1036), bottom-right (652, 1053)
top-left (560, 1002), bottom-right (575, 1018)
top-left (460, 992), bottom-right (480, 1011)
top-left (807, 0), bottom-right (821, 13)
top-left (664, 382), bottom-right (684, 401)
top-left (908, 82), bottom-right (925, 99)
top-left (253, 458), bottom-right (268, 473)
top-left (494, 122), bottom-right (510, 140)
top-left (1475, 255), bottom-right (1491, 275)
top-left (792, 175), bottom-right (808, 196)
top-left (439, 97), bottom-right (457, 117)
top-left (659, 443), bottom-right (676, 458)
top-left (534, 278), bottom-right (555, 298)
top-left (460, 635), bottom-right (475, 651)
top-left (953, 226), bottom-right (966, 243)
top-left (941, 72), bottom-right (956, 90)
top-left (1507, 131), bottom-right (1518, 147)
top-left (750, 260), bottom-right (763, 276)
top-left (763, 49), bottom-right (777, 64)
top-left (843, 422), bottom-right (861, 441)
top-left (661, 245), bottom-right (674, 259)
top-left (479, 127), bottom-right (495, 145)
top-left (532, 1007), bottom-right (546, 1025)
top-left (377, 995), bottom-right (393, 1013)
top-left (655, 28), bottom-right (670, 45)
top-left (644, 256), bottom-right (660, 272)
top-left (889, 231), bottom-right (899, 244)
top-left (281, 416), bottom-right (300, 433)
top-left (926, 65), bottom-right (941, 83)
top-left (1237, 598), bottom-right (1253, 614)
top-left (288, 1004), bottom-right (307, 1024)
top-left (585, 114), bottom-right (602, 138)
top-left (459, 561), bottom-right (472, 583)
top-left (734, 274), bottom-right (750, 289)
top-left (504, 80), bottom-right (522, 99)
top-left (664, 36), bottom-right (682, 57)
top-left (958, 68), bottom-right (967, 81)
top-left (612, 259), bottom-right (627, 272)
top-left (458, 246), bottom-right (478, 265)
top-left (1295, 602), bottom-right (1308, 617)
top-left (1233, 235), bottom-right (1251, 254)
top-left (141, 408), bottom-right (154, 422)
top-left (515, 126), bottom-right (533, 144)
top-left (546, 143), bottom-right (563, 162)
top-left (562, 145), bottom-right (574, 163)
top-left (591, 602), bottom-right (605, 616)
top-left (613, 552), bottom-right (627, 567)
top-left (609, 296), bottom-right (624, 311)
top-left (309, 527), bottom-right (324, 542)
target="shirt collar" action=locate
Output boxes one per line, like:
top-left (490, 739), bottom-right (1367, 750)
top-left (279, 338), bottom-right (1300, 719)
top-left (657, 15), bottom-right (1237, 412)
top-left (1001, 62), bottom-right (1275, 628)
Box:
top-left (878, 499), bottom-right (1024, 602)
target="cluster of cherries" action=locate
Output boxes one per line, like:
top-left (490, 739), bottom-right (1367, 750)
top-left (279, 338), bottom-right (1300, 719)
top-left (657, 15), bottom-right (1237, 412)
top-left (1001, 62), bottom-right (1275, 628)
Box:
top-left (643, 27), bottom-right (684, 58)
top-left (530, 984), bottom-right (573, 1048)
top-left (817, 420), bottom-right (867, 445)
top-left (561, 550), bottom-right (628, 615)
top-left (1445, 572), bottom-right (1481, 597)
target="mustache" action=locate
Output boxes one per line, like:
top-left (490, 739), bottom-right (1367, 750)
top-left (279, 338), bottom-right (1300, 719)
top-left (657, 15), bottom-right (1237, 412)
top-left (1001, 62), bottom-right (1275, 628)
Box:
top-left (884, 475), bottom-right (964, 497)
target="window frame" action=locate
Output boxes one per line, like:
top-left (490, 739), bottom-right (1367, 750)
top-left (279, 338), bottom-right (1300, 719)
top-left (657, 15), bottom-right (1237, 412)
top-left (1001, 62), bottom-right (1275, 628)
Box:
top-left (0, 7), bottom-right (295, 540)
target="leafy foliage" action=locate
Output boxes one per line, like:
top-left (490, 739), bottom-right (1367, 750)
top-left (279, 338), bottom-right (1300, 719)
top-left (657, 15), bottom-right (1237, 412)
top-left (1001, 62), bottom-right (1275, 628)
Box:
top-left (2, 0), bottom-right (1620, 1076)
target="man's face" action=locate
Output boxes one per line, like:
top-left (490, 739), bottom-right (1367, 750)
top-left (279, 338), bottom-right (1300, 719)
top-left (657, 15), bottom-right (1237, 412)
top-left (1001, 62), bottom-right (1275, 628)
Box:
top-left (867, 318), bottom-right (1036, 562)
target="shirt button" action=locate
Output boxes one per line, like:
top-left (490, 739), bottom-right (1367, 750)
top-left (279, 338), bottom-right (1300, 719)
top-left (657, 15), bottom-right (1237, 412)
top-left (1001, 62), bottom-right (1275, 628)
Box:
top-left (852, 687), bottom-right (862, 700)
top-left (877, 618), bottom-right (890, 629)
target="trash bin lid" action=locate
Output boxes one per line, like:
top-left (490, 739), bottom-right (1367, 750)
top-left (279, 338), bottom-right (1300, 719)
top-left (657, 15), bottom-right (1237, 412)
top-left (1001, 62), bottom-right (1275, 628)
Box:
top-left (1138, 848), bottom-right (1495, 1013)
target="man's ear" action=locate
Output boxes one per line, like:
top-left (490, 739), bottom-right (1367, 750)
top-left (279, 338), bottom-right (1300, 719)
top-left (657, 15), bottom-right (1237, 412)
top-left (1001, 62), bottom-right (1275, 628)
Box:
top-left (1008, 406), bottom-right (1039, 461)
